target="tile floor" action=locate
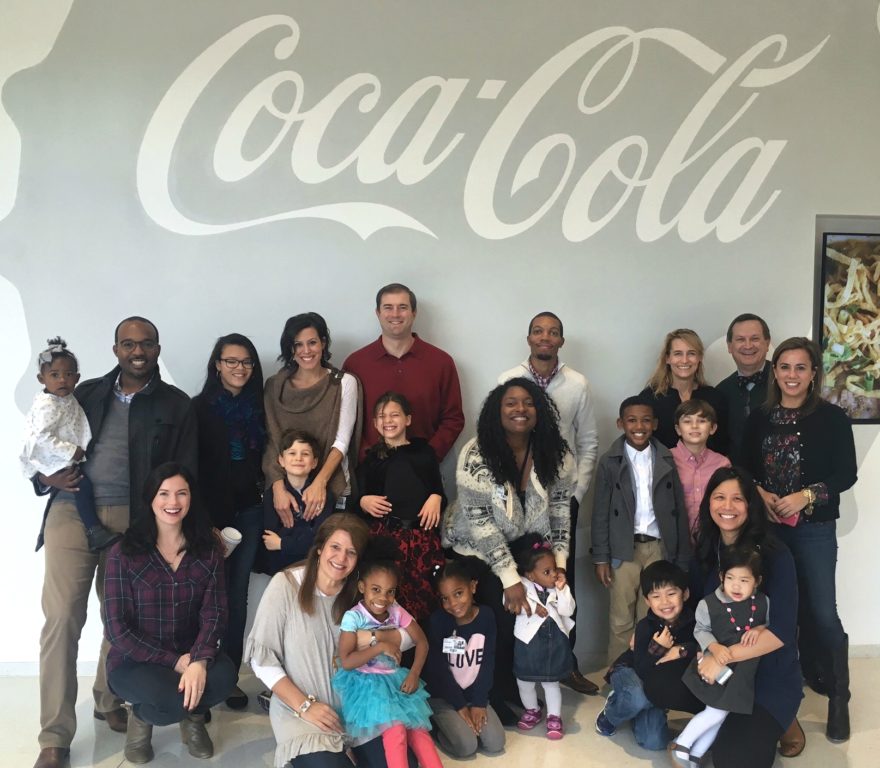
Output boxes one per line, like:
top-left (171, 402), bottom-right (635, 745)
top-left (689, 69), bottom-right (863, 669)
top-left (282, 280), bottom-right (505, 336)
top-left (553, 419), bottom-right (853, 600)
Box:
top-left (4, 660), bottom-right (877, 767)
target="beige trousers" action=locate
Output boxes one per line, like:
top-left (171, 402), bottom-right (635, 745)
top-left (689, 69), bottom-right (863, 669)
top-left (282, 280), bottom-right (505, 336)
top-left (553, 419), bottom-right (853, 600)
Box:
top-left (39, 500), bottom-right (128, 749)
top-left (606, 539), bottom-right (664, 664)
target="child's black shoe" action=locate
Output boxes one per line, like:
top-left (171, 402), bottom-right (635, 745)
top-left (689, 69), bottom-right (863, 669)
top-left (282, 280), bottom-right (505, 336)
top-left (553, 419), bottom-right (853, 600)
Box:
top-left (87, 525), bottom-right (121, 552)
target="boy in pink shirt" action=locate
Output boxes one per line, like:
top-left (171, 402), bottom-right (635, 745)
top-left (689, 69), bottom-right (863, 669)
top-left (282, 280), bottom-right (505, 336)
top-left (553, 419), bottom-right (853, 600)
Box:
top-left (670, 400), bottom-right (731, 542)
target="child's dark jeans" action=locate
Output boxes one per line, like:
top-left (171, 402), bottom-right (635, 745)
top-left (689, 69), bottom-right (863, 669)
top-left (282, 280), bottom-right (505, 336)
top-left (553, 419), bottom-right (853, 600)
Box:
top-left (605, 666), bottom-right (669, 750)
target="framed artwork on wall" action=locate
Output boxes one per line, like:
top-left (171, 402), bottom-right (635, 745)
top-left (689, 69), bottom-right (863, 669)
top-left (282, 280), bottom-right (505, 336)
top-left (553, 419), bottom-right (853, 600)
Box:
top-left (816, 232), bottom-right (880, 423)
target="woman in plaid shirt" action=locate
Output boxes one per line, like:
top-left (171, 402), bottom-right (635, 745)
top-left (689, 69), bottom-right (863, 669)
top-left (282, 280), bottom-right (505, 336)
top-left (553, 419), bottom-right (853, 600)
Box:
top-left (103, 462), bottom-right (236, 763)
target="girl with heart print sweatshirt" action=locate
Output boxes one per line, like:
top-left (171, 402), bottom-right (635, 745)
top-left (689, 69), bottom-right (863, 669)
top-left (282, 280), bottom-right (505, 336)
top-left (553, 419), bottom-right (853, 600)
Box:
top-left (424, 561), bottom-right (505, 759)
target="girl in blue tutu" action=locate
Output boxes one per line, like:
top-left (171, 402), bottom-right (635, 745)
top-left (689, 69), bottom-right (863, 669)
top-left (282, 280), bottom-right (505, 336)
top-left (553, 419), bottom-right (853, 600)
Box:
top-left (333, 537), bottom-right (442, 768)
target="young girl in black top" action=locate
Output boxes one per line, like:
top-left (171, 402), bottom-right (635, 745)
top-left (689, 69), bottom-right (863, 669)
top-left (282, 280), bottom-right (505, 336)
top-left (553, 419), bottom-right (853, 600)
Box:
top-left (358, 392), bottom-right (445, 620)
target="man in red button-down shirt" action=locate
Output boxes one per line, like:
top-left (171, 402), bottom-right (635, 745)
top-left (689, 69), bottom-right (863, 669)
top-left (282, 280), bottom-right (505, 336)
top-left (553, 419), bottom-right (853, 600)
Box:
top-left (344, 283), bottom-right (464, 462)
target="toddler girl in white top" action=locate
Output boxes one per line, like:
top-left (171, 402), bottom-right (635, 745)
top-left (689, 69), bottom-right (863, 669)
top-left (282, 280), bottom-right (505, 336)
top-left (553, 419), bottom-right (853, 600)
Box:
top-left (508, 534), bottom-right (575, 740)
top-left (20, 338), bottom-right (119, 551)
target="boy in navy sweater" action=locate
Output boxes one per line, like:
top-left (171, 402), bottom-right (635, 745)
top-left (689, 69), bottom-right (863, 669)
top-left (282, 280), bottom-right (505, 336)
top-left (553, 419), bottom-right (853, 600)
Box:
top-left (595, 561), bottom-right (702, 750)
top-left (255, 429), bottom-right (335, 575)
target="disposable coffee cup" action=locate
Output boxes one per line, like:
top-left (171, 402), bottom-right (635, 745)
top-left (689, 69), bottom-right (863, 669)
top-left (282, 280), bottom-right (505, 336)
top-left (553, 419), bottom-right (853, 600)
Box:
top-left (221, 526), bottom-right (242, 558)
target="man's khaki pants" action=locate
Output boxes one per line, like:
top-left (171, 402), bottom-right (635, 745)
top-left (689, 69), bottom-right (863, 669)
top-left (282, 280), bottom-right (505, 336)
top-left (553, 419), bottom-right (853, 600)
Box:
top-left (39, 500), bottom-right (128, 749)
top-left (606, 540), bottom-right (664, 663)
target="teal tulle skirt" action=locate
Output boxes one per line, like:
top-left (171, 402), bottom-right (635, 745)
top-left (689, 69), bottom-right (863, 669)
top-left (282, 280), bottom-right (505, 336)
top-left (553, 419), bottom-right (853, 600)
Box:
top-left (332, 667), bottom-right (433, 742)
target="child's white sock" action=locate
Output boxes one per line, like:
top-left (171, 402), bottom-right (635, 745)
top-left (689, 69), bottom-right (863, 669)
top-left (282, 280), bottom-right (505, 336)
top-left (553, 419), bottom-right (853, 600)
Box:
top-left (676, 705), bottom-right (728, 755)
top-left (516, 679), bottom-right (539, 710)
top-left (690, 715), bottom-right (726, 759)
top-left (541, 681), bottom-right (562, 717)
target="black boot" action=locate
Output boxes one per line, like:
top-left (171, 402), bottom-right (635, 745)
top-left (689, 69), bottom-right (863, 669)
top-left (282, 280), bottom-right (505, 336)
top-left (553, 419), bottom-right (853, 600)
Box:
top-left (826, 636), bottom-right (850, 743)
top-left (799, 629), bottom-right (829, 695)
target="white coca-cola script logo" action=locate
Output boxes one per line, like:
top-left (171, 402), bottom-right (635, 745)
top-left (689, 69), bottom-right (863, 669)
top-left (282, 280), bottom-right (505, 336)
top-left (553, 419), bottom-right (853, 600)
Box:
top-left (137, 15), bottom-right (827, 242)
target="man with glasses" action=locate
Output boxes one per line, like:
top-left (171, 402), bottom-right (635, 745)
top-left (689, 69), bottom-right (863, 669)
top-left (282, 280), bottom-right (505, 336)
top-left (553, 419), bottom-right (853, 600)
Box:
top-left (31, 316), bottom-right (197, 768)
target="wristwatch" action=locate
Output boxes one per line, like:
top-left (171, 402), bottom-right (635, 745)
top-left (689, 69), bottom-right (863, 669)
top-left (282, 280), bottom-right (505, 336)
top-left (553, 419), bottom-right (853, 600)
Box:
top-left (802, 487), bottom-right (816, 516)
top-left (369, 630), bottom-right (378, 647)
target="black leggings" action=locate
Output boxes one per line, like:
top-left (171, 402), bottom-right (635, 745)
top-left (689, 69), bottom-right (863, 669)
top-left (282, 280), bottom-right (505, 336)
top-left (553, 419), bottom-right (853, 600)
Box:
top-left (710, 704), bottom-right (785, 768)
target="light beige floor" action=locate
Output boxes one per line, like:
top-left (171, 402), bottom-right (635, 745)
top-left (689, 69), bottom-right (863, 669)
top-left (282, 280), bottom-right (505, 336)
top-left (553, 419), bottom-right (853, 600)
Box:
top-left (3, 660), bottom-right (878, 767)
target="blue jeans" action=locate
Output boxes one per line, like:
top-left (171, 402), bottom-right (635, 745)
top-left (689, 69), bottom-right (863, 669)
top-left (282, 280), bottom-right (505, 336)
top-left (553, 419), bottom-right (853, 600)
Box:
top-left (606, 667), bottom-right (669, 750)
top-left (775, 521), bottom-right (847, 652)
top-left (224, 503), bottom-right (263, 672)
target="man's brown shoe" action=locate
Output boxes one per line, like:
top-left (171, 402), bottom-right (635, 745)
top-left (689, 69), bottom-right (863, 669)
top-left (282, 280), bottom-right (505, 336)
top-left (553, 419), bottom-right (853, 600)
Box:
top-left (94, 707), bottom-right (128, 733)
top-left (562, 670), bottom-right (600, 695)
top-left (33, 747), bottom-right (69, 768)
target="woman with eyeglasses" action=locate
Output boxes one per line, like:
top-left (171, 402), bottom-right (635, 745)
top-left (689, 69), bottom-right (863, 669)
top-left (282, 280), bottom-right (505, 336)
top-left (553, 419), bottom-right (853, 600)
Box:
top-left (193, 333), bottom-right (266, 709)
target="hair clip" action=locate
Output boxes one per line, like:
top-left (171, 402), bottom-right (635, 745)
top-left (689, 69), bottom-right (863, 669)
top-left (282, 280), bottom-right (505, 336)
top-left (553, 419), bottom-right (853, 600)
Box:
top-left (38, 343), bottom-right (65, 365)
top-left (531, 541), bottom-right (551, 550)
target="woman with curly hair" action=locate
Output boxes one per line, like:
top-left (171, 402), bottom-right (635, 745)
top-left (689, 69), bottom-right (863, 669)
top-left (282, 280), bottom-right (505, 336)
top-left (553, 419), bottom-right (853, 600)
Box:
top-left (640, 328), bottom-right (729, 454)
top-left (263, 312), bottom-right (361, 523)
top-left (442, 377), bottom-right (574, 724)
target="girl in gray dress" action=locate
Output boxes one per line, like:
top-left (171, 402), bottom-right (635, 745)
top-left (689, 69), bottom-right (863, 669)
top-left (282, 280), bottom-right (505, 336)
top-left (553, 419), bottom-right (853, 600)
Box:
top-left (673, 545), bottom-right (769, 765)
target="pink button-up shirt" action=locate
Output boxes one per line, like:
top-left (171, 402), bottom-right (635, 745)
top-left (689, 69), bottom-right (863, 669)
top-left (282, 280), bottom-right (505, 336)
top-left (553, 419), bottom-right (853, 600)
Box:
top-left (671, 441), bottom-right (731, 540)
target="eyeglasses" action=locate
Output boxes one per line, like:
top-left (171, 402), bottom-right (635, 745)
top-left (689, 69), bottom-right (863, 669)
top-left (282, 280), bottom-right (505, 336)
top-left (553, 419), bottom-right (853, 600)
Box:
top-left (220, 358), bottom-right (255, 369)
top-left (118, 339), bottom-right (158, 352)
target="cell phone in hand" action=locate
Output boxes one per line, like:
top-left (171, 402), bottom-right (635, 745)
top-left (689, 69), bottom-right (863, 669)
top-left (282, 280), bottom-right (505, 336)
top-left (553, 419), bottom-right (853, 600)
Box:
top-left (715, 665), bottom-right (733, 684)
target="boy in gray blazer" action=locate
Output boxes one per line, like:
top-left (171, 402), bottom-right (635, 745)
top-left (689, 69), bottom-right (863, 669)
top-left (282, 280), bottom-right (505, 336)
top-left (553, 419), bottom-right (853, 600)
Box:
top-left (590, 396), bottom-right (690, 663)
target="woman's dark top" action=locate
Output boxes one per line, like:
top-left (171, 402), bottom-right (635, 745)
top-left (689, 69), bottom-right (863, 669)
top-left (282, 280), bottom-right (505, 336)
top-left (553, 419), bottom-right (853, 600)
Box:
top-left (193, 392), bottom-right (265, 529)
top-left (743, 400), bottom-right (856, 523)
top-left (357, 438), bottom-right (445, 522)
top-left (640, 384), bottom-right (729, 455)
top-left (703, 539), bottom-right (801, 729)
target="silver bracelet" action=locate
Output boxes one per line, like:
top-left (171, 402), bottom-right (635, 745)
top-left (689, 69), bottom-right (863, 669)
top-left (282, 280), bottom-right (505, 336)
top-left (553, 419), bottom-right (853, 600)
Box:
top-left (293, 694), bottom-right (316, 718)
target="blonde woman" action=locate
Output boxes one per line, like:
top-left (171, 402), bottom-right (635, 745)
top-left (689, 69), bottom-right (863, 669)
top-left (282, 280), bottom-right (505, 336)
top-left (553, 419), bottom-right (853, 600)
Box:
top-left (640, 328), bottom-right (729, 454)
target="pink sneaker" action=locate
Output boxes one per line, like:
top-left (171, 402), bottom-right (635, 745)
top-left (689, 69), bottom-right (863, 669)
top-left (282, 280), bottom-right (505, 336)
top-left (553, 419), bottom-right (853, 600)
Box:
top-left (517, 708), bottom-right (542, 730)
top-left (546, 714), bottom-right (564, 740)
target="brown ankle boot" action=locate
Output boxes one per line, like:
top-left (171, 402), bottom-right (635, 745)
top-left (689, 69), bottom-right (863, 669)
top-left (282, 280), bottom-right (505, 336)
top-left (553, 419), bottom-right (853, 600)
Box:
top-left (778, 717), bottom-right (805, 757)
top-left (124, 712), bottom-right (154, 764)
top-left (180, 712), bottom-right (214, 759)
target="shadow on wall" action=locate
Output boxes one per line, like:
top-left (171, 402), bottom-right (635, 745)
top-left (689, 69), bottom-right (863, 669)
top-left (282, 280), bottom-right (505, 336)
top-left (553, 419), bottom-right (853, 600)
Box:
top-left (0, 1), bottom-right (74, 221)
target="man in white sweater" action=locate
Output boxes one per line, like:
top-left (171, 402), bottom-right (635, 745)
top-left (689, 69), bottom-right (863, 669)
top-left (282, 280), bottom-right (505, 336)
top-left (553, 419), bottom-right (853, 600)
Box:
top-left (498, 311), bottom-right (600, 694)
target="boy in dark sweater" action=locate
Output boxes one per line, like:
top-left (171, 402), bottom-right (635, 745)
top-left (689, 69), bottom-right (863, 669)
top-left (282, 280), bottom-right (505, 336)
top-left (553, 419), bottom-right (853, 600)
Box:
top-left (254, 429), bottom-right (335, 575)
top-left (595, 561), bottom-right (703, 750)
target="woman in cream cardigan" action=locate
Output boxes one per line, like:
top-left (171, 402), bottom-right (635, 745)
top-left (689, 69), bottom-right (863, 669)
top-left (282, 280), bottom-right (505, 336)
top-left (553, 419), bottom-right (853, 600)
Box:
top-left (442, 377), bottom-right (573, 724)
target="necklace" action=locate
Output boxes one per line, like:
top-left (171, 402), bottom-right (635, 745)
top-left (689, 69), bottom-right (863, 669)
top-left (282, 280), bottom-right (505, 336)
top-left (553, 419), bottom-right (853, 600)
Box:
top-left (725, 594), bottom-right (757, 633)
